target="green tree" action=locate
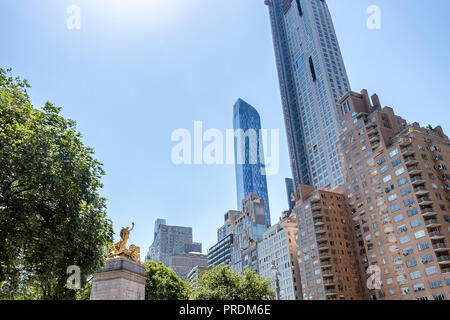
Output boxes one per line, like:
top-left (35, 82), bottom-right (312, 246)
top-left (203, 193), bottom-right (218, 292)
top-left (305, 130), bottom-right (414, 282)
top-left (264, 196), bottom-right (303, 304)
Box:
top-left (144, 261), bottom-right (188, 300)
top-left (0, 68), bottom-right (114, 299)
top-left (188, 265), bottom-right (275, 300)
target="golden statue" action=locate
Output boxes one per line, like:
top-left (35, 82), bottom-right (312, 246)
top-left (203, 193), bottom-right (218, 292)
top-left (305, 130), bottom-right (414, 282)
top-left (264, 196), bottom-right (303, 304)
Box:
top-left (108, 222), bottom-right (141, 263)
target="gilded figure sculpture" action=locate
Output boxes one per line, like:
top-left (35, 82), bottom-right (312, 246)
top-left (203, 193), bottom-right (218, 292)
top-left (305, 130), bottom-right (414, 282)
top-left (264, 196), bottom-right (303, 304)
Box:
top-left (108, 222), bottom-right (141, 263)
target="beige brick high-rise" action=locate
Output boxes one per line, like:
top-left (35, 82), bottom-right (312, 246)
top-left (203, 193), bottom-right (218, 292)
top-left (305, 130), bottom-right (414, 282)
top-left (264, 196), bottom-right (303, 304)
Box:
top-left (337, 89), bottom-right (450, 300)
top-left (292, 185), bottom-right (365, 300)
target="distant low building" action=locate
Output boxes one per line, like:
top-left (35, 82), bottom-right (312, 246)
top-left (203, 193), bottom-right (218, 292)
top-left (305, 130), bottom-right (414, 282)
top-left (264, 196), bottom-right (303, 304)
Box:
top-left (170, 252), bottom-right (208, 280)
top-left (146, 219), bottom-right (204, 279)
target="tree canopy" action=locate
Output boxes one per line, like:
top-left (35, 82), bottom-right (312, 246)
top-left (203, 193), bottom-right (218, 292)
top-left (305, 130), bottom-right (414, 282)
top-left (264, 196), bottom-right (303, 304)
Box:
top-left (188, 265), bottom-right (275, 300)
top-left (144, 261), bottom-right (188, 300)
top-left (0, 68), bottom-right (114, 299)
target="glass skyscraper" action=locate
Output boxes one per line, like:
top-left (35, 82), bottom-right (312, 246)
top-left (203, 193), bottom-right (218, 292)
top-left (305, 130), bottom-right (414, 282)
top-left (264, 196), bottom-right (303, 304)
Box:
top-left (233, 98), bottom-right (271, 227)
top-left (265, 0), bottom-right (350, 193)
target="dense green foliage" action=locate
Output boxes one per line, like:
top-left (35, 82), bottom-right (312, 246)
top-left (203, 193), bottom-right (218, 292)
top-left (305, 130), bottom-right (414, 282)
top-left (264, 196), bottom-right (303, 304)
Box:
top-left (0, 68), bottom-right (114, 299)
top-left (144, 261), bottom-right (188, 300)
top-left (188, 265), bottom-right (275, 300)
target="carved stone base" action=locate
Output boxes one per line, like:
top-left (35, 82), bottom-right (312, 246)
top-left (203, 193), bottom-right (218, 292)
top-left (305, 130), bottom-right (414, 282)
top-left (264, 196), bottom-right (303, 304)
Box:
top-left (90, 256), bottom-right (147, 300)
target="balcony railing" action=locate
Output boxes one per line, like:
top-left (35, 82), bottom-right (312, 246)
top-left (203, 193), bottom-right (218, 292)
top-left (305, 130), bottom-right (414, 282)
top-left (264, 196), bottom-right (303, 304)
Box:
top-left (421, 208), bottom-right (436, 216)
top-left (401, 146), bottom-right (414, 155)
top-left (414, 186), bottom-right (429, 194)
top-left (433, 243), bottom-right (448, 250)
top-left (429, 231), bottom-right (445, 238)
top-left (437, 256), bottom-right (450, 263)
top-left (411, 176), bottom-right (425, 184)
top-left (425, 219), bottom-right (440, 226)
top-left (408, 166), bottom-right (422, 174)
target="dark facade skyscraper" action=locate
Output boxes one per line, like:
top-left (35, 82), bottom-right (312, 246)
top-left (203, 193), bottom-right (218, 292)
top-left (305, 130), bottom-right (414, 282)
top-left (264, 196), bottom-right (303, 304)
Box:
top-left (265, 0), bottom-right (351, 193)
top-left (233, 98), bottom-right (271, 226)
top-left (285, 177), bottom-right (295, 210)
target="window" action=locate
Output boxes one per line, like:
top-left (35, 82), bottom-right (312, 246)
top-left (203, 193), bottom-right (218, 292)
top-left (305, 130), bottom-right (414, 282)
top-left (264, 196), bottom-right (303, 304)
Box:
top-left (392, 158), bottom-right (402, 167)
top-left (406, 259), bottom-right (417, 268)
top-left (421, 254), bottom-right (433, 263)
top-left (393, 213), bottom-right (404, 222)
top-left (425, 266), bottom-right (438, 275)
top-left (395, 167), bottom-right (405, 176)
top-left (413, 283), bottom-right (425, 292)
top-left (410, 219), bottom-right (422, 228)
top-left (418, 242), bottom-right (430, 251)
top-left (414, 230), bottom-right (426, 239)
top-left (383, 175), bottom-right (392, 183)
top-left (401, 187), bottom-right (412, 196)
top-left (389, 149), bottom-right (399, 158)
top-left (398, 177), bottom-right (408, 186)
top-left (404, 197), bottom-right (415, 206)
top-left (407, 208), bottom-right (418, 217)
top-left (399, 235), bottom-right (411, 244)
top-left (429, 279), bottom-right (442, 289)
top-left (391, 204), bottom-right (401, 213)
top-left (388, 194), bottom-right (398, 203)
top-left (410, 271), bottom-right (422, 280)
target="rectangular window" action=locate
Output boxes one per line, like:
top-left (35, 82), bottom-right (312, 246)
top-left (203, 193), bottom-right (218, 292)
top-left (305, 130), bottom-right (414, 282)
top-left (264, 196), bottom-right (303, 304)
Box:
top-left (429, 279), bottom-right (442, 289)
top-left (425, 266), bottom-right (438, 275)
top-left (414, 230), bottom-right (426, 239)
top-left (309, 57), bottom-right (317, 82)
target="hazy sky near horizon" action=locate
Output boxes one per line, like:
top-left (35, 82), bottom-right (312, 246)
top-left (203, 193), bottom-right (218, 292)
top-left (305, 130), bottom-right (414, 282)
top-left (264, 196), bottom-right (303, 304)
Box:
top-left (1, 0), bottom-right (449, 256)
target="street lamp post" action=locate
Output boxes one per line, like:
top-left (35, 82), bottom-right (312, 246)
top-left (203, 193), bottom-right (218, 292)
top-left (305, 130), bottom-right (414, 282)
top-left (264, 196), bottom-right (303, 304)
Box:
top-left (271, 262), bottom-right (281, 300)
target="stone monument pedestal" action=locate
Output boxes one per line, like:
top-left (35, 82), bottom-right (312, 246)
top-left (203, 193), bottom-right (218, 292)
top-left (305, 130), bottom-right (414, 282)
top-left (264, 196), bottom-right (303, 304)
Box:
top-left (90, 256), bottom-right (147, 300)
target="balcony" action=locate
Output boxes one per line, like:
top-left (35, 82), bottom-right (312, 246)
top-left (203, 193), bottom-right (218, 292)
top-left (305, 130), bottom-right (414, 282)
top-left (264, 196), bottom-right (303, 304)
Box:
top-left (319, 252), bottom-right (330, 259)
top-left (318, 243), bottom-right (329, 250)
top-left (312, 212), bottom-right (323, 218)
top-left (311, 203), bottom-right (322, 211)
top-left (321, 260), bottom-right (332, 268)
top-left (408, 166), bottom-right (422, 175)
top-left (404, 156), bottom-right (419, 166)
top-left (401, 146), bottom-right (414, 156)
top-left (421, 207), bottom-right (436, 217)
top-left (433, 243), bottom-right (449, 252)
top-left (315, 227), bottom-right (326, 234)
top-left (366, 128), bottom-right (378, 136)
top-left (437, 255), bottom-right (450, 264)
top-left (371, 142), bottom-right (381, 151)
top-left (369, 134), bottom-right (380, 143)
top-left (425, 219), bottom-right (441, 227)
top-left (411, 175), bottom-right (426, 185)
top-left (323, 279), bottom-right (335, 286)
top-left (322, 270), bottom-right (334, 277)
top-left (442, 268), bottom-right (450, 274)
top-left (314, 218), bottom-right (324, 226)
top-left (399, 138), bottom-right (412, 147)
top-left (429, 231), bottom-right (445, 239)
top-left (414, 186), bottom-right (429, 196)
top-left (325, 289), bottom-right (337, 296)
top-left (316, 235), bottom-right (327, 243)
top-left (418, 197), bottom-right (433, 206)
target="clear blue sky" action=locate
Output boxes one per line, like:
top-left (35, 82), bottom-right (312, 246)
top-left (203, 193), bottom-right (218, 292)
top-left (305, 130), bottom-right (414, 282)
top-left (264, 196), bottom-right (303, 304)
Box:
top-left (1, 0), bottom-right (449, 256)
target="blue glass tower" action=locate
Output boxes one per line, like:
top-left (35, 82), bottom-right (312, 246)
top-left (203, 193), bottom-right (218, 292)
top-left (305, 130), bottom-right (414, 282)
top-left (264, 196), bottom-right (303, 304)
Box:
top-left (233, 98), bottom-right (271, 227)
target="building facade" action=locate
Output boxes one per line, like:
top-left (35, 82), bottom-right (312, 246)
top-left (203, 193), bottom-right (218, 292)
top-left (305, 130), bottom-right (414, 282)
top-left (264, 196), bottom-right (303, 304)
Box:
top-left (169, 252), bottom-right (208, 280)
top-left (145, 220), bottom-right (204, 279)
top-left (258, 214), bottom-right (302, 300)
top-left (338, 90), bottom-right (450, 300)
top-left (233, 98), bottom-right (271, 226)
top-left (266, 0), bottom-right (351, 192)
top-left (293, 185), bottom-right (365, 300)
top-left (230, 193), bottom-right (268, 274)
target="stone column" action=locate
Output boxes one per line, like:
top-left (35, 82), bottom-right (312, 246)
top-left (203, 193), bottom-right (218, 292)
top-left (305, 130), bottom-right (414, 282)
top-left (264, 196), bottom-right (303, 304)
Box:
top-left (90, 256), bottom-right (147, 300)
